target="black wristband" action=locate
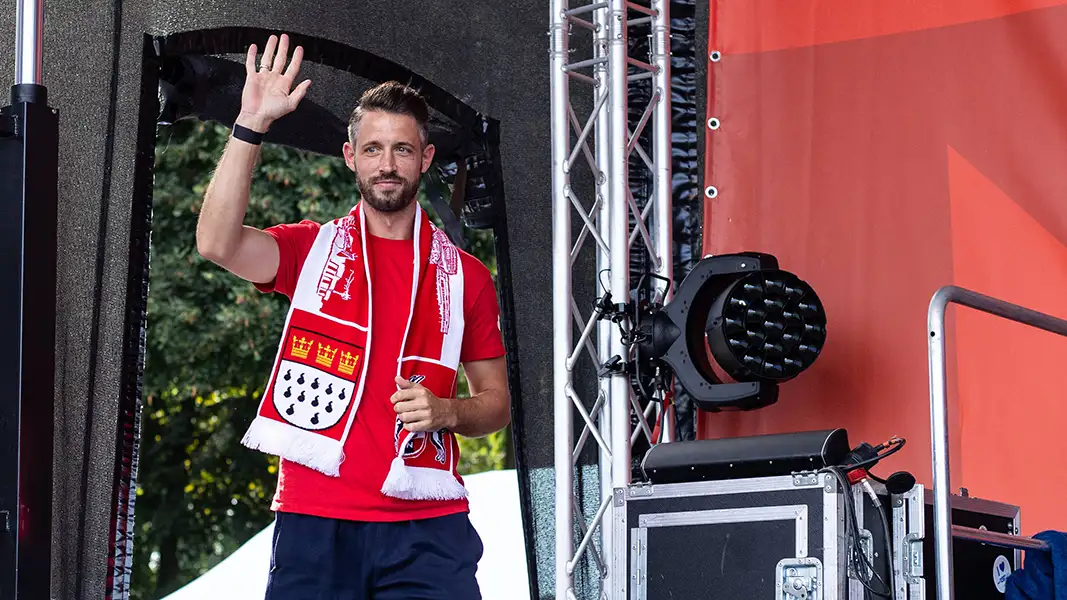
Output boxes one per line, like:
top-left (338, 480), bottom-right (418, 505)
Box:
top-left (232, 123), bottom-right (266, 145)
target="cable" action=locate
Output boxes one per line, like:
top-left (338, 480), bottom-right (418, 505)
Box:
top-left (598, 268), bottom-right (611, 293)
top-left (820, 467), bottom-right (893, 599)
top-left (845, 437), bottom-right (906, 472)
top-left (819, 437), bottom-right (907, 600)
top-left (862, 479), bottom-right (898, 600)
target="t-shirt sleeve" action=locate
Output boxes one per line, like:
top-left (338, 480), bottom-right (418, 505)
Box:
top-left (460, 262), bottom-right (507, 364)
top-left (253, 219), bottom-right (320, 299)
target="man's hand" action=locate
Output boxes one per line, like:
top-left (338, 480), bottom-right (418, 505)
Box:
top-left (237, 33), bottom-right (312, 133)
top-left (391, 377), bottom-right (457, 433)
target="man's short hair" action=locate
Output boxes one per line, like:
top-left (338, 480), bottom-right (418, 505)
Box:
top-left (348, 81), bottom-right (430, 147)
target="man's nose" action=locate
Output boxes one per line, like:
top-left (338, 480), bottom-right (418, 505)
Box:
top-left (380, 151), bottom-right (397, 172)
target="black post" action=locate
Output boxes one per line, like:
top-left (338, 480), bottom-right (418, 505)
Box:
top-left (0, 76), bottom-right (59, 598)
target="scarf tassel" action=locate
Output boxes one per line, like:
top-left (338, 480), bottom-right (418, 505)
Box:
top-left (241, 415), bottom-right (344, 477)
top-left (381, 456), bottom-right (468, 501)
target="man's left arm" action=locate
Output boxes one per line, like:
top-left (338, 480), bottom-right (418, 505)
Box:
top-left (392, 264), bottom-right (511, 437)
top-left (445, 356), bottom-right (511, 438)
top-left (391, 357), bottom-right (511, 438)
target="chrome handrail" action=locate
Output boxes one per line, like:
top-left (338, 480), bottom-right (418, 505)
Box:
top-left (928, 285), bottom-right (1067, 600)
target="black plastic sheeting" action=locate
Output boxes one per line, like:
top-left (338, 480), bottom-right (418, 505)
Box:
top-left (667, 0), bottom-right (706, 443)
top-left (627, 0), bottom-right (705, 473)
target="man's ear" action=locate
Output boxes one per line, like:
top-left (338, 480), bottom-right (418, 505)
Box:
top-left (421, 143), bottom-right (436, 173)
top-left (342, 141), bottom-right (357, 172)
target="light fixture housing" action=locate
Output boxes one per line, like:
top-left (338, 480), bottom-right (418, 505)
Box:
top-left (638, 252), bottom-right (827, 411)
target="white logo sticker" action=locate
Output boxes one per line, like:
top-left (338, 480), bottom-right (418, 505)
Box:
top-left (993, 555), bottom-right (1011, 594)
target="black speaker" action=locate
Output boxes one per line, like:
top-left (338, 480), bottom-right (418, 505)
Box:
top-left (641, 428), bottom-right (851, 483)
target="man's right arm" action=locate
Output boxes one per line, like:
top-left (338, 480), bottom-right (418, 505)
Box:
top-left (196, 115), bottom-right (280, 285)
top-left (194, 32), bottom-right (311, 284)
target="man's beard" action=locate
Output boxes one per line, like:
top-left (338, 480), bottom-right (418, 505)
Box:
top-left (356, 171), bottom-right (420, 213)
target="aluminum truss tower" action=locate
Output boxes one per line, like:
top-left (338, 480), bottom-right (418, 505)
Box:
top-left (550, 0), bottom-right (673, 596)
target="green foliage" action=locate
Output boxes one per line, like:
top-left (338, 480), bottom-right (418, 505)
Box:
top-left (135, 120), bottom-right (508, 599)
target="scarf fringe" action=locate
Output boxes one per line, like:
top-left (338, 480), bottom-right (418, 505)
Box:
top-left (380, 457), bottom-right (468, 501)
top-left (241, 416), bottom-right (343, 477)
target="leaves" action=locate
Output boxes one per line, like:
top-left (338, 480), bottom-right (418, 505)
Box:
top-left (133, 120), bottom-right (507, 598)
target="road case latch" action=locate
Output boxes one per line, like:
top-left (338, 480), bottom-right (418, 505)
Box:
top-left (777, 557), bottom-right (823, 600)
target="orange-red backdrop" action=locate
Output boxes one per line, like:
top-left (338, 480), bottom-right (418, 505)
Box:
top-left (700, 0), bottom-right (1067, 535)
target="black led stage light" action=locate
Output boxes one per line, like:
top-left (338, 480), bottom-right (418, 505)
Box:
top-left (635, 252), bottom-right (827, 411)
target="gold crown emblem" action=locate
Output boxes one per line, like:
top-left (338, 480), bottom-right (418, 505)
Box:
top-left (291, 336), bottom-right (313, 359)
top-left (315, 343), bottom-right (338, 368)
top-left (338, 351), bottom-right (360, 376)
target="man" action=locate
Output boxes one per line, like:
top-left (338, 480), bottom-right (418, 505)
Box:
top-left (196, 33), bottom-right (510, 599)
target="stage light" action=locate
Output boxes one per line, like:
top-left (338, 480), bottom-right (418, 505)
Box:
top-left (635, 252), bottom-right (827, 411)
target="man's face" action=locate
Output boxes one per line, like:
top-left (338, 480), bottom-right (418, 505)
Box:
top-left (343, 110), bottom-right (434, 213)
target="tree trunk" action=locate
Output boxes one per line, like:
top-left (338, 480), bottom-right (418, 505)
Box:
top-left (503, 425), bottom-right (516, 469)
top-left (155, 533), bottom-right (180, 598)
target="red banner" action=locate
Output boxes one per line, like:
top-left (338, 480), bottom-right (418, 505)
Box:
top-left (703, 1), bottom-right (1067, 534)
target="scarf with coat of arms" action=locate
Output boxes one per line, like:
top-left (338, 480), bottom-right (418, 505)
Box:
top-left (240, 201), bottom-right (468, 501)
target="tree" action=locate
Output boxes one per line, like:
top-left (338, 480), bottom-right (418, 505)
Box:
top-left (134, 119), bottom-right (508, 598)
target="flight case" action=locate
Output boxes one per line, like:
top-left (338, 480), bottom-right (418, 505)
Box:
top-left (611, 473), bottom-right (846, 600)
top-left (610, 474), bottom-right (1022, 600)
top-left (851, 482), bottom-right (1020, 600)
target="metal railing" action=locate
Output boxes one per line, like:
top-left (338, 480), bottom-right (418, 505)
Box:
top-left (928, 285), bottom-right (1067, 600)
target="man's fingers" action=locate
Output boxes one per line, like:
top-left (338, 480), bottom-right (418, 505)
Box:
top-left (392, 398), bottom-right (427, 414)
top-left (284, 45), bottom-right (304, 80)
top-left (287, 79), bottom-right (311, 111)
top-left (394, 376), bottom-right (416, 389)
top-left (260, 35), bottom-right (278, 70)
top-left (403, 420), bottom-right (434, 433)
top-left (245, 44), bottom-right (258, 74)
top-left (272, 34), bottom-right (290, 73)
top-left (397, 409), bottom-right (429, 423)
top-left (390, 388), bottom-right (423, 405)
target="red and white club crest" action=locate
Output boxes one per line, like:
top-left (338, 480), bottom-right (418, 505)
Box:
top-left (429, 228), bottom-right (459, 334)
top-left (272, 326), bottom-right (362, 431)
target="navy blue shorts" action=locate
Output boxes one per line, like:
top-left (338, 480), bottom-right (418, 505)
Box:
top-left (264, 511), bottom-right (484, 599)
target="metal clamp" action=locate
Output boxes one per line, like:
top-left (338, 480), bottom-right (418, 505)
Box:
top-left (928, 285), bottom-right (1067, 600)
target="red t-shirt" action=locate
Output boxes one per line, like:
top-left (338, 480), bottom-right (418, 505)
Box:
top-left (255, 219), bottom-right (506, 522)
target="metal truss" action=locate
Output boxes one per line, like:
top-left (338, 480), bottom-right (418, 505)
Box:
top-left (550, 0), bottom-right (673, 596)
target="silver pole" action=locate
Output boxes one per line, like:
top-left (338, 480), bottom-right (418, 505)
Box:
top-left (649, 0), bottom-right (674, 444)
top-left (607, 0), bottom-right (633, 500)
top-left (550, 2), bottom-right (574, 598)
top-left (951, 525), bottom-right (1050, 552)
top-left (928, 285), bottom-right (1067, 600)
top-left (650, 0), bottom-right (672, 295)
top-left (927, 291), bottom-right (955, 600)
top-left (594, 3), bottom-right (615, 593)
top-left (15, 0), bottom-right (45, 86)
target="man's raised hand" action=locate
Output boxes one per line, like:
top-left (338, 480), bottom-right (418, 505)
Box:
top-left (237, 33), bottom-right (312, 133)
